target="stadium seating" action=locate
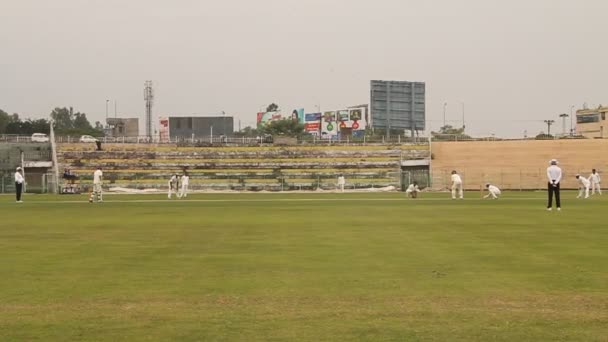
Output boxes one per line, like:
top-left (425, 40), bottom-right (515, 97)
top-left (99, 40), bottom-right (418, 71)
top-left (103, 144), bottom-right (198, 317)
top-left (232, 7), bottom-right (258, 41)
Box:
top-left (57, 143), bottom-right (430, 191)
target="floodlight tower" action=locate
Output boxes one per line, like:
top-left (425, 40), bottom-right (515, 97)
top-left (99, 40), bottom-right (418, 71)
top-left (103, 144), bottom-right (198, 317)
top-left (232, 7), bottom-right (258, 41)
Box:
top-left (144, 81), bottom-right (154, 139)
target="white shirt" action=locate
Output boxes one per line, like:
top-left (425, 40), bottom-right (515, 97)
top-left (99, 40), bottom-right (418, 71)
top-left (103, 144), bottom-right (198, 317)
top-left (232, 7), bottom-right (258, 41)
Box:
top-left (169, 175), bottom-right (177, 185)
top-left (15, 172), bottom-right (24, 184)
top-left (338, 176), bottom-right (345, 185)
top-left (589, 173), bottom-right (601, 183)
top-left (181, 175), bottom-right (189, 185)
top-left (451, 174), bottom-right (462, 184)
top-left (488, 185), bottom-right (501, 195)
top-left (93, 169), bottom-right (103, 184)
top-left (406, 184), bottom-right (419, 192)
top-left (577, 176), bottom-right (591, 188)
top-left (546, 165), bottom-right (562, 184)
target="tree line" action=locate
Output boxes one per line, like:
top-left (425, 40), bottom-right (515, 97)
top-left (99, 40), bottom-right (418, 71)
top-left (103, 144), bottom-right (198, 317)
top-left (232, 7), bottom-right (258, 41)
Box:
top-left (0, 107), bottom-right (103, 136)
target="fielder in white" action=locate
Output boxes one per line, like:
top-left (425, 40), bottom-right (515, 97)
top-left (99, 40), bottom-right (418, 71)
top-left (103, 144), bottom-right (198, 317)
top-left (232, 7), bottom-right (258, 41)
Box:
top-left (575, 174), bottom-right (590, 199)
top-left (484, 183), bottom-right (501, 199)
top-left (337, 175), bottom-right (345, 192)
top-left (178, 172), bottom-right (189, 198)
top-left (451, 170), bottom-right (463, 199)
top-left (405, 182), bottom-right (420, 198)
top-left (89, 167), bottom-right (103, 203)
top-left (168, 174), bottom-right (179, 199)
top-left (589, 169), bottom-right (601, 195)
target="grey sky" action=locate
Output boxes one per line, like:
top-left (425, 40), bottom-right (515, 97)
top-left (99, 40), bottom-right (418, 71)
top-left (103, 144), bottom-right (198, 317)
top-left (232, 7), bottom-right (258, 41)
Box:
top-left (1, 0), bottom-right (607, 137)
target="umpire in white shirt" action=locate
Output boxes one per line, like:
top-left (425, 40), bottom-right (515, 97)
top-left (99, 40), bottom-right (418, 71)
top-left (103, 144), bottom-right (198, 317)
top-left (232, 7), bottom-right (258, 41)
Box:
top-left (15, 167), bottom-right (25, 203)
top-left (546, 159), bottom-right (562, 211)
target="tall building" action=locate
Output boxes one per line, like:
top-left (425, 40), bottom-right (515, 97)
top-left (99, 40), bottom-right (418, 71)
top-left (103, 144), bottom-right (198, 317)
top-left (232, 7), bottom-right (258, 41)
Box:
top-left (168, 116), bottom-right (234, 139)
top-left (576, 105), bottom-right (607, 138)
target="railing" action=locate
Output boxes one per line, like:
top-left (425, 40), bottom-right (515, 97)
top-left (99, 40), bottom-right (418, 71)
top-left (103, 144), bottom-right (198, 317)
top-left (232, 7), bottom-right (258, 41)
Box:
top-left (53, 135), bottom-right (431, 146)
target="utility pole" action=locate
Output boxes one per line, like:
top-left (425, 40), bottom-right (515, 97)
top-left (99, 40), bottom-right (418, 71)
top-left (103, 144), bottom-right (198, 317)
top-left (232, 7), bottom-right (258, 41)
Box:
top-left (544, 120), bottom-right (555, 136)
top-left (559, 113), bottom-right (569, 136)
top-left (144, 81), bottom-right (154, 139)
top-left (105, 100), bottom-right (109, 120)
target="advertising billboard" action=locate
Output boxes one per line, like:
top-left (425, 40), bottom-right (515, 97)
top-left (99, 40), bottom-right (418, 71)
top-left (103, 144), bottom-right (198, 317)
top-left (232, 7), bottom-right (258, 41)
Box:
top-left (321, 111), bottom-right (338, 139)
top-left (291, 108), bottom-right (305, 124)
top-left (304, 112), bottom-right (322, 135)
top-left (257, 111), bottom-right (282, 127)
top-left (159, 117), bottom-right (170, 143)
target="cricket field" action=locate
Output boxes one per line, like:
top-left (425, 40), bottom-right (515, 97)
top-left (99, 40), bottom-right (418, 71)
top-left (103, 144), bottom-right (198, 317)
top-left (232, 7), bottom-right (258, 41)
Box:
top-left (0, 191), bottom-right (606, 341)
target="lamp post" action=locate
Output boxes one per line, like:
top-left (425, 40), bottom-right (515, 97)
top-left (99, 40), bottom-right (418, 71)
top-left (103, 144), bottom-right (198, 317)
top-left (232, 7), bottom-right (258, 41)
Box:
top-left (570, 105), bottom-right (575, 135)
top-left (105, 100), bottom-right (109, 120)
top-left (559, 113), bottom-right (569, 136)
top-left (544, 120), bottom-right (555, 136)
top-left (443, 102), bottom-right (447, 128)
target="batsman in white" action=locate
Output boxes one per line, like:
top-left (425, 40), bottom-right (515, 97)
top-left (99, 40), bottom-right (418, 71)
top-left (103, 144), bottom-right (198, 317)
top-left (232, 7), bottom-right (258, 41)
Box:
top-left (177, 172), bottom-right (189, 198)
top-left (589, 169), bottom-right (601, 195)
top-left (451, 170), bottom-right (464, 199)
top-left (484, 183), bottom-right (501, 199)
top-left (89, 167), bottom-right (103, 203)
top-left (168, 174), bottom-right (179, 199)
top-left (405, 182), bottom-right (420, 198)
top-left (575, 174), bottom-right (590, 199)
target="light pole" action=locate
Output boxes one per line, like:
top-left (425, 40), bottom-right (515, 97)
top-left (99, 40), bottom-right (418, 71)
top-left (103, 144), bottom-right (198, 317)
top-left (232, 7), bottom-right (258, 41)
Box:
top-left (559, 113), bottom-right (569, 136)
top-left (105, 100), bottom-right (109, 120)
top-left (544, 120), bottom-right (555, 136)
top-left (570, 105), bottom-right (575, 135)
top-left (443, 102), bottom-right (447, 128)
top-left (461, 102), bottom-right (465, 132)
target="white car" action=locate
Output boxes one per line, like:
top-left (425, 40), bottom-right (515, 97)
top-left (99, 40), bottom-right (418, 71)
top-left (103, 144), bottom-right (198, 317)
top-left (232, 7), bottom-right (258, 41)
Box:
top-left (31, 133), bottom-right (49, 142)
top-left (79, 135), bottom-right (98, 143)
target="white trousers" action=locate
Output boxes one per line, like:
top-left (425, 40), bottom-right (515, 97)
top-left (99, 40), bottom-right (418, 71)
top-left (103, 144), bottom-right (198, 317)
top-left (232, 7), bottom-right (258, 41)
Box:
top-left (591, 182), bottom-right (601, 195)
top-left (178, 184), bottom-right (188, 198)
top-left (578, 186), bottom-right (590, 199)
top-left (451, 182), bottom-right (463, 199)
top-left (91, 183), bottom-right (103, 202)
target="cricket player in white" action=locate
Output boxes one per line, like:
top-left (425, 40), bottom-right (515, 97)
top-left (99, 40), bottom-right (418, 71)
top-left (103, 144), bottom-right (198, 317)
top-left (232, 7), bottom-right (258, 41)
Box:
top-left (178, 172), bottom-right (189, 198)
top-left (90, 167), bottom-right (103, 203)
top-left (575, 174), bottom-right (590, 199)
top-left (405, 182), bottom-right (420, 198)
top-left (451, 170), bottom-right (463, 199)
top-left (168, 174), bottom-right (178, 199)
top-left (337, 175), bottom-right (345, 192)
top-left (484, 183), bottom-right (501, 199)
top-left (589, 169), bottom-right (601, 195)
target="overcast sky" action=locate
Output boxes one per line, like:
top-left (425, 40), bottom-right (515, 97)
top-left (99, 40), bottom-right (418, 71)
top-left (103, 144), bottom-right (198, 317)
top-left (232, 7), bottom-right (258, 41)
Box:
top-left (1, 0), bottom-right (607, 137)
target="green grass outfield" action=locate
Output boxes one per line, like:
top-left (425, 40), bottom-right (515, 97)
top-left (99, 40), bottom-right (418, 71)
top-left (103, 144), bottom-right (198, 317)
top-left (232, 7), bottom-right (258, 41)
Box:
top-left (0, 191), bottom-right (606, 341)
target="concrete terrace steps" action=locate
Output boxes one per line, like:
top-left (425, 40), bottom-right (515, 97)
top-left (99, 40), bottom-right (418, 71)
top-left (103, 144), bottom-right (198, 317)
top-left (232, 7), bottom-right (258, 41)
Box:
top-left (57, 143), bottom-right (429, 190)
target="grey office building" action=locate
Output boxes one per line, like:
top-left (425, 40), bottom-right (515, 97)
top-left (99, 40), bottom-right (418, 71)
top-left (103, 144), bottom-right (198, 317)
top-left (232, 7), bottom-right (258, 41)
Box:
top-left (169, 116), bottom-right (234, 139)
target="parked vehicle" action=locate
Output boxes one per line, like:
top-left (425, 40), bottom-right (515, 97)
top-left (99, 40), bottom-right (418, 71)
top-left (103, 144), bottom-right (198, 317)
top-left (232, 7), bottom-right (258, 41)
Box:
top-left (31, 133), bottom-right (50, 142)
top-left (79, 135), bottom-right (98, 143)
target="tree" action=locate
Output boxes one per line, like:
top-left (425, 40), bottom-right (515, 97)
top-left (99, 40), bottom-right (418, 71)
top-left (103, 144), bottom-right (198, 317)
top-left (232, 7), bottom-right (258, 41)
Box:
top-left (234, 126), bottom-right (260, 137)
top-left (0, 109), bottom-right (9, 134)
top-left (260, 119), bottom-right (304, 137)
top-left (50, 107), bottom-right (74, 131)
top-left (94, 121), bottom-right (104, 130)
top-left (50, 106), bottom-right (103, 136)
top-left (73, 112), bottom-right (93, 130)
top-left (266, 103), bottom-right (279, 112)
